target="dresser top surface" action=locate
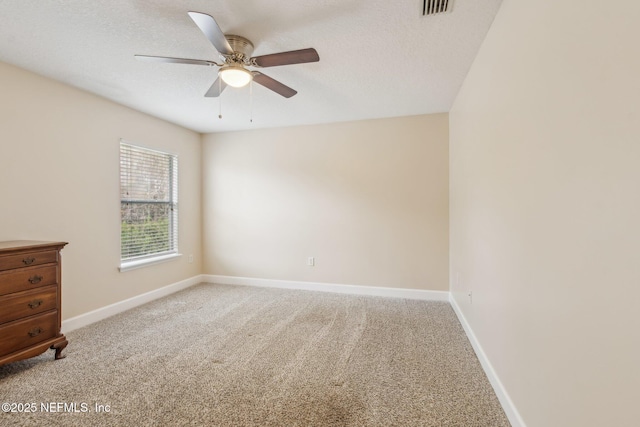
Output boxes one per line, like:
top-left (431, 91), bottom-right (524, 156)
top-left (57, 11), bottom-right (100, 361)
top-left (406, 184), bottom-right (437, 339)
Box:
top-left (0, 241), bottom-right (68, 253)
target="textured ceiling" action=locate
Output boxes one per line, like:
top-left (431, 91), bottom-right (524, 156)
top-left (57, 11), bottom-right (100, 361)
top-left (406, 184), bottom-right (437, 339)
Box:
top-left (0, 0), bottom-right (503, 133)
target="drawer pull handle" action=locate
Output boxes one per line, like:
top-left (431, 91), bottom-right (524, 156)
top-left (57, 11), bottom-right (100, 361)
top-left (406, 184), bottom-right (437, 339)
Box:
top-left (28, 327), bottom-right (43, 337)
top-left (28, 299), bottom-right (44, 309)
top-left (28, 275), bottom-right (43, 284)
top-left (22, 257), bottom-right (36, 265)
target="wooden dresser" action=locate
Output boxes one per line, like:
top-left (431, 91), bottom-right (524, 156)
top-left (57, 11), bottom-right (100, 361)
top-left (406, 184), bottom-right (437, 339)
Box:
top-left (0, 241), bottom-right (68, 366)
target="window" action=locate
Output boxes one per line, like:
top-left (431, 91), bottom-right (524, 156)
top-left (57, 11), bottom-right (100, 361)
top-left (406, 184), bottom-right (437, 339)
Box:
top-left (119, 142), bottom-right (178, 270)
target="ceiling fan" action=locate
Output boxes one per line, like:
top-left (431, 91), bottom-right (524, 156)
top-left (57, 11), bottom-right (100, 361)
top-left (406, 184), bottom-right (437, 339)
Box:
top-left (135, 11), bottom-right (320, 98)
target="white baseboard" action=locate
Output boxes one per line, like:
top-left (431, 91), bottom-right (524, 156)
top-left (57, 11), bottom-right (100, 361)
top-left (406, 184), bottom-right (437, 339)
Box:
top-left (202, 274), bottom-right (450, 301)
top-left (61, 275), bottom-right (203, 333)
top-left (449, 294), bottom-right (526, 427)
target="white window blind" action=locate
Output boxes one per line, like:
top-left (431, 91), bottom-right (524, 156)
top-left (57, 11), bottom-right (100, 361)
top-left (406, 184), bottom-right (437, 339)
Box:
top-left (120, 142), bottom-right (178, 262)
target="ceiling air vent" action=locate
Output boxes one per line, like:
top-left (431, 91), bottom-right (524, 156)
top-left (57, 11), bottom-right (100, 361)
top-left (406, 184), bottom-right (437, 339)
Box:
top-left (423, 0), bottom-right (452, 16)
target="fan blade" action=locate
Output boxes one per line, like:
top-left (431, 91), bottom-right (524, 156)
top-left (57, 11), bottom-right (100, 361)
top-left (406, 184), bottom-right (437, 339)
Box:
top-left (205, 77), bottom-right (227, 97)
top-left (251, 48), bottom-right (319, 68)
top-left (252, 72), bottom-right (297, 98)
top-left (135, 55), bottom-right (216, 66)
top-left (188, 11), bottom-right (234, 56)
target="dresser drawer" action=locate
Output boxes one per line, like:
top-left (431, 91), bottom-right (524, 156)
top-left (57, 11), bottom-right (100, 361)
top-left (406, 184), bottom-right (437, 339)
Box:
top-left (0, 310), bottom-right (58, 357)
top-left (0, 250), bottom-right (58, 272)
top-left (0, 265), bottom-right (58, 296)
top-left (0, 286), bottom-right (57, 325)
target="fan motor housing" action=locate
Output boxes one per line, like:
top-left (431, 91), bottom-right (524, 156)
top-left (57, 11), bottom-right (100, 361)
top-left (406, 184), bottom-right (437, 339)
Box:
top-left (225, 35), bottom-right (254, 59)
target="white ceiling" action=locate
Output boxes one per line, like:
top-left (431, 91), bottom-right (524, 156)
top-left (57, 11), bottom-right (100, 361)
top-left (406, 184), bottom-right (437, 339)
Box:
top-left (0, 0), bottom-right (503, 133)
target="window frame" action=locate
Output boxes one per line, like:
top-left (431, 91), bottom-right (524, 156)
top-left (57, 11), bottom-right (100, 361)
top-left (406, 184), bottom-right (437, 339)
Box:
top-left (118, 140), bottom-right (181, 272)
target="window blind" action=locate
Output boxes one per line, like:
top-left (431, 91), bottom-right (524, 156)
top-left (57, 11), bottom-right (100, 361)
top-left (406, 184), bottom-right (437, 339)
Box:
top-left (120, 142), bottom-right (178, 261)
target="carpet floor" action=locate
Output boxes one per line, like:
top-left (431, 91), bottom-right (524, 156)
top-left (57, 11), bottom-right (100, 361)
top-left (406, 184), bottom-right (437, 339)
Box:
top-left (0, 283), bottom-right (510, 426)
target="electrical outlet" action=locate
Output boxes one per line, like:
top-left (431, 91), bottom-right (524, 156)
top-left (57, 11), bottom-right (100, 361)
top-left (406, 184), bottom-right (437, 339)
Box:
top-left (188, 254), bottom-right (194, 264)
top-left (468, 291), bottom-right (473, 304)
top-left (307, 257), bottom-right (315, 266)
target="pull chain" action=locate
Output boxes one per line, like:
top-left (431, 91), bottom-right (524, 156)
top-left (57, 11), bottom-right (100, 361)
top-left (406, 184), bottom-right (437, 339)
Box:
top-left (249, 80), bottom-right (253, 123)
top-left (218, 77), bottom-right (222, 119)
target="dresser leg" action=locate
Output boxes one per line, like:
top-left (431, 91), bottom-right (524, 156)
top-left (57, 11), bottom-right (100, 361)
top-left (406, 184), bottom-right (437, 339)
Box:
top-left (51, 339), bottom-right (68, 360)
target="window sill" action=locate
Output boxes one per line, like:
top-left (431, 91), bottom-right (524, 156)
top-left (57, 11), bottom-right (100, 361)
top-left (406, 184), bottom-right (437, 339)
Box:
top-left (119, 253), bottom-right (182, 272)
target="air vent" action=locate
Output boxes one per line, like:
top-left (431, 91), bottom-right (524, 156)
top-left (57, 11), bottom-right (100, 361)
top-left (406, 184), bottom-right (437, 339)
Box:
top-left (423, 0), bottom-right (451, 16)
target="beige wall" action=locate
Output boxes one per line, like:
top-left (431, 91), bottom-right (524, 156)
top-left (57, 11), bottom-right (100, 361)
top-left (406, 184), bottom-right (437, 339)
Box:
top-left (0, 62), bottom-right (202, 319)
top-left (203, 114), bottom-right (449, 291)
top-left (450, 0), bottom-right (640, 426)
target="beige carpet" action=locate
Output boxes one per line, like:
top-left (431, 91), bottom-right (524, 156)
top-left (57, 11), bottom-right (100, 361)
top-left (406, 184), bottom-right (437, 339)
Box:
top-left (0, 283), bottom-right (510, 426)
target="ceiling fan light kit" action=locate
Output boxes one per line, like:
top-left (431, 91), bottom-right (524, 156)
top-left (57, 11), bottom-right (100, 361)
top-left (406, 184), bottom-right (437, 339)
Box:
top-left (135, 11), bottom-right (320, 102)
top-left (219, 64), bottom-right (253, 88)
